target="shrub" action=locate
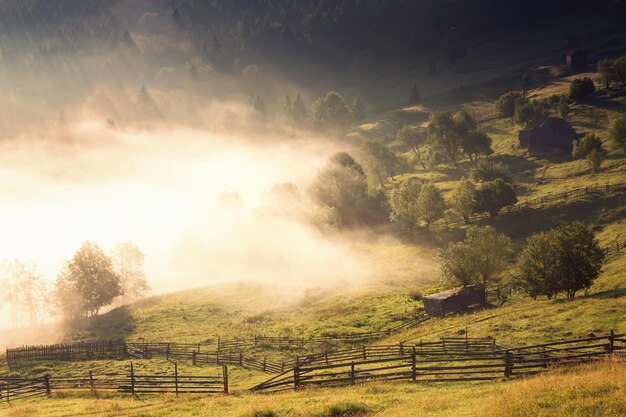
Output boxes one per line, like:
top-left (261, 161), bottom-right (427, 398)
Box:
top-left (496, 91), bottom-right (525, 117)
top-left (409, 289), bottom-right (423, 301)
top-left (245, 410), bottom-right (278, 417)
top-left (572, 133), bottom-right (606, 172)
top-left (514, 101), bottom-right (547, 128)
top-left (471, 159), bottom-right (512, 184)
top-left (569, 77), bottom-right (595, 100)
top-left (610, 115), bottom-right (626, 152)
top-left (317, 402), bottom-right (371, 417)
top-left (473, 179), bottom-right (517, 217)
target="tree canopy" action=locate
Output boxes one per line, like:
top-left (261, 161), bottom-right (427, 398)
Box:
top-left (513, 223), bottom-right (605, 298)
top-left (55, 241), bottom-right (122, 318)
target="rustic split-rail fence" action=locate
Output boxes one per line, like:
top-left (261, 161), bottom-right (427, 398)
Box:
top-left (4, 313), bottom-right (431, 372)
top-left (251, 332), bottom-right (626, 392)
top-left (437, 180), bottom-right (626, 249)
top-left (2, 332), bottom-right (624, 404)
top-left (0, 362), bottom-right (228, 404)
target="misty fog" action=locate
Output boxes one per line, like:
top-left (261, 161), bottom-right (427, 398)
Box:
top-left (0, 117), bottom-right (375, 301)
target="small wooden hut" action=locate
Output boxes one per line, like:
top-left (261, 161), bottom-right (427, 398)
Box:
top-left (518, 117), bottom-right (577, 156)
top-left (422, 285), bottom-right (485, 317)
top-left (566, 48), bottom-right (587, 68)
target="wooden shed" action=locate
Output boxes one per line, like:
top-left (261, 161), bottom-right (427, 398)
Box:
top-left (518, 117), bottom-right (577, 156)
top-left (566, 48), bottom-right (587, 68)
top-left (422, 285), bottom-right (485, 317)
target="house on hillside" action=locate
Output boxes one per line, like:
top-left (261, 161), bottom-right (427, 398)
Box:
top-left (422, 285), bottom-right (485, 317)
top-left (566, 48), bottom-right (587, 68)
top-left (518, 117), bottom-right (578, 156)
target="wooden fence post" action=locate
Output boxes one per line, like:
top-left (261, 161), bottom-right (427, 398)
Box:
top-left (350, 361), bottom-right (355, 385)
top-left (130, 362), bottom-right (135, 395)
top-left (174, 363), bottom-right (179, 396)
top-left (294, 365), bottom-right (300, 391)
top-left (609, 329), bottom-right (615, 353)
top-left (263, 357), bottom-right (267, 372)
top-left (223, 365), bottom-right (229, 395)
top-left (192, 352), bottom-right (197, 366)
top-left (363, 346), bottom-right (367, 360)
top-left (400, 342), bottom-right (404, 356)
top-left (504, 351), bottom-right (512, 378)
top-left (89, 370), bottom-right (95, 395)
top-left (44, 374), bottom-right (51, 396)
top-left (6, 381), bottom-right (9, 403)
top-left (411, 347), bottom-right (417, 381)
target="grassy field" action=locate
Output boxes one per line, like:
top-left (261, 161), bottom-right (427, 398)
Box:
top-left (2, 17), bottom-right (626, 416)
top-left (1, 359), bottom-right (624, 417)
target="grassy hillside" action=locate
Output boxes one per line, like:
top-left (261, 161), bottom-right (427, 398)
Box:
top-left (2, 359), bottom-right (624, 417)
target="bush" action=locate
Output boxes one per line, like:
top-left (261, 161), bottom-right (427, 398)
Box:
top-left (473, 179), bottom-right (517, 217)
top-left (317, 402), bottom-right (371, 417)
top-left (569, 77), bottom-right (595, 100)
top-left (245, 411), bottom-right (278, 417)
top-left (496, 91), bottom-right (525, 117)
top-left (471, 159), bottom-right (512, 184)
top-left (409, 289), bottom-right (423, 301)
top-left (610, 115), bottom-right (626, 152)
top-left (514, 101), bottom-right (547, 128)
top-left (573, 133), bottom-right (606, 172)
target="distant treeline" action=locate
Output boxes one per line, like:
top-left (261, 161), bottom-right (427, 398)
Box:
top-left (0, 0), bottom-right (619, 67)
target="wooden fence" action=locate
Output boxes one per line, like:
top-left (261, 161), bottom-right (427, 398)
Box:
top-left (5, 313), bottom-right (430, 372)
top-left (0, 376), bottom-right (48, 403)
top-left (0, 363), bottom-right (228, 403)
top-left (251, 332), bottom-right (624, 392)
top-left (217, 313), bottom-right (430, 351)
top-left (436, 181), bottom-right (626, 234)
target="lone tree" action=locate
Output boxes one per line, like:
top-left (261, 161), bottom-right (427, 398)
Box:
top-left (461, 130), bottom-right (493, 161)
top-left (569, 77), bottom-right (596, 100)
top-left (396, 125), bottom-right (427, 169)
top-left (111, 242), bottom-right (149, 305)
top-left (610, 115), bottom-right (626, 152)
top-left (514, 101), bottom-right (547, 128)
top-left (439, 226), bottom-right (511, 289)
top-left (427, 111), bottom-right (461, 166)
top-left (389, 178), bottom-right (422, 232)
top-left (55, 242), bottom-right (122, 318)
top-left (310, 152), bottom-right (386, 226)
top-left (450, 178), bottom-right (476, 223)
top-left (496, 91), bottom-right (525, 118)
top-left (409, 81), bottom-right (421, 104)
top-left (417, 183), bottom-right (445, 229)
top-left (474, 178), bottom-right (517, 217)
top-left (359, 140), bottom-right (399, 186)
top-left (573, 133), bottom-right (606, 172)
top-left (352, 96), bottom-right (366, 123)
top-left (441, 27), bottom-right (466, 62)
top-left (311, 91), bottom-right (353, 135)
top-left (471, 159), bottom-right (512, 184)
top-left (292, 94), bottom-right (308, 127)
top-left (513, 222), bottom-right (605, 298)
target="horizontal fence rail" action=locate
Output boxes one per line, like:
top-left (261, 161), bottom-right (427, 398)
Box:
top-left (442, 181), bottom-right (626, 228)
top-left (252, 332), bottom-right (624, 392)
top-left (217, 313), bottom-right (430, 351)
top-left (5, 314), bottom-right (430, 372)
top-left (0, 363), bottom-right (228, 403)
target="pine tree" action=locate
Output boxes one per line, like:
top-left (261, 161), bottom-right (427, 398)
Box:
top-left (409, 81), bottom-right (421, 104)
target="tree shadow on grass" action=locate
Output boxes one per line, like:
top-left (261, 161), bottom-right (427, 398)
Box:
top-left (63, 305), bottom-right (136, 342)
top-left (589, 288), bottom-right (626, 299)
top-left (474, 192), bottom-right (626, 241)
